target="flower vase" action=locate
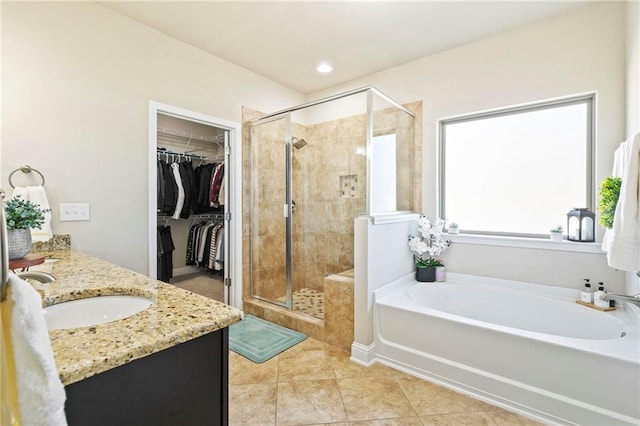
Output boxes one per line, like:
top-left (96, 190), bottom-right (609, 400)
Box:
top-left (416, 266), bottom-right (436, 282)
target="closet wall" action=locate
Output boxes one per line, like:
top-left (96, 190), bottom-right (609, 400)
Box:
top-left (157, 114), bottom-right (227, 280)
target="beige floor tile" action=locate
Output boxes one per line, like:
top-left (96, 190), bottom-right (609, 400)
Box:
top-left (395, 375), bottom-right (497, 416)
top-left (229, 351), bottom-right (279, 385)
top-left (276, 379), bottom-right (347, 425)
top-left (331, 357), bottom-right (397, 379)
top-left (305, 423), bottom-right (349, 426)
top-left (284, 336), bottom-right (340, 354)
top-left (350, 418), bottom-right (424, 425)
top-left (338, 376), bottom-right (417, 422)
top-left (489, 409), bottom-right (543, 425)
top-left (229, 383), bottom-right (277, 426)
top-left (278, 346), bottom-right (340, 381)
top-left (421, 409), bottom-right (543, 426)
top-left (421, 412), bottom-right (494, 425)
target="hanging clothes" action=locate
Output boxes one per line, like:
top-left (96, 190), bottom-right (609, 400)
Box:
top-left (160, 161), bottom-right (177, 215)
top-left (209, 163), bottom-right (225, 208)
top-left (157, 157), bottom-right (225, 218)
top-left (170, 162), bottom-right (185, 220)
top-left (185, 221), bottom-right (225, 271)
top-left (157, 225), bottom-right (175, 283)
top-left (179, 160), bottom-right (197, 218)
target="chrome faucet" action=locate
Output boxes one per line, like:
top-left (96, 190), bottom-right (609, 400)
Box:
top-left (603, 293), bottom-right (640, 305)
top-left (15, 271), bottom-right (56, 284)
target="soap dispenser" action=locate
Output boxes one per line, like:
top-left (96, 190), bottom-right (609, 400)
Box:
top-left (594, 282), bottom-right (609, 308)
top-left (580, 279), bottom-right (594, 303)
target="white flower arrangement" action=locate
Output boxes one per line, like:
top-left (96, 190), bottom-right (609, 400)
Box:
top-left (408, 216), bottom-right (451, 268)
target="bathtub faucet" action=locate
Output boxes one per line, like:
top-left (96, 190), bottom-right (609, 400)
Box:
top-left (602, 293), bottom-right (640, 305)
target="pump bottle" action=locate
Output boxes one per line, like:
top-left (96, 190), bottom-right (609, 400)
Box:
top-left (580, 279), bottom-right (594, 303)
top-left (594, 282), bottom-right (609, 308)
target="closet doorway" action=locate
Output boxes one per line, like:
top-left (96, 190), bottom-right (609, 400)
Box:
top-left (148, 101), bottom-right (242, 309)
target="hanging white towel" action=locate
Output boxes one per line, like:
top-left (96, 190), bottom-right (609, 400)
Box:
top-left (11, 186), bottom-right (53, 242)
top-left (603, 132), bottom-right (640, 271)
top-left (1, 273), bottom-right (67, 426)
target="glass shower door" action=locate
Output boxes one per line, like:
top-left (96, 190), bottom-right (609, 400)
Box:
top-left (249, 114), bottom-right (291, 308)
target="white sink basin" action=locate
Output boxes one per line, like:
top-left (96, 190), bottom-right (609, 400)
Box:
top-left (43, 295), bottom-right (154, 330)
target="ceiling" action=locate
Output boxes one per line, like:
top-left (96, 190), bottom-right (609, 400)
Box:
top-left (101, 1), bottom-right (590, 94)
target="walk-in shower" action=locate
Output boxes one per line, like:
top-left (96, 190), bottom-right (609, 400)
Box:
top-left (246, 86), bottom-right (417, 320)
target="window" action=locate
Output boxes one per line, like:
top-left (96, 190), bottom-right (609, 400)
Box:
top-left (439, 94), bottom-right (594, 237)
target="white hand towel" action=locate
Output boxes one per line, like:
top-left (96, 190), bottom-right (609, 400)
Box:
top-left (604, 132), bottom-right (640, 271)
top-left (11, 186), bottom-right (53, 242)
top-left (3, 273), bottom-right (67, 425)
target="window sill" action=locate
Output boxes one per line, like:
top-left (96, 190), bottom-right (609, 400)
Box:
top-left (446, 233), bottom-right (604, 254)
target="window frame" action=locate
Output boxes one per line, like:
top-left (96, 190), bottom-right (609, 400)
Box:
top-left (437, 93), bottom-right (595, 238)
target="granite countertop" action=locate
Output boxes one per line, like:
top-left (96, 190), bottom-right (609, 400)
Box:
top-left (29, 249), bottom-right (243, 386)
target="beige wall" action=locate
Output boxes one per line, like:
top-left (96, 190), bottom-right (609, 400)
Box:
top-left (309, 2), bottom-right (628, 291)
top-left (1, 2), bottom-right (304, 273)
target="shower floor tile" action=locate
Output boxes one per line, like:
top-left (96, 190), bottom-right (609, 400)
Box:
top-left (276, 288), bottom-right (325, 320)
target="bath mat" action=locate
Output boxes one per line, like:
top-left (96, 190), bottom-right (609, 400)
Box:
top-left (229, 314), bottom-right (306, 363)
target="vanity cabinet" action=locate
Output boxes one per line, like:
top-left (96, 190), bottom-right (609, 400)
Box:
top-left (64, 328), bottom-right (228, 425)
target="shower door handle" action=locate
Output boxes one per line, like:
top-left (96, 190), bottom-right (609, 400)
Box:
top-left (283, 200), bottom-right (297, 218)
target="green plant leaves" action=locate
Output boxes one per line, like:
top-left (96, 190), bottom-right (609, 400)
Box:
top-left (598, 176), bottom-right (621, 229)
top-left (4, 196), bottom-right (48, 230)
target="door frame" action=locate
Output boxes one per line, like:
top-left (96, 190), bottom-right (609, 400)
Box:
top-left (148, 101), bottom-right (242, 309)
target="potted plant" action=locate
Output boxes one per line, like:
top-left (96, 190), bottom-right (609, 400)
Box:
top-left (408, 216), bottom-right (451, 282)
top-left (598, 176), bottom-right (622, 229)
top-left (447, 223), bottom-right (460, 234)
top-left (549, 225), bottom-right (563, 242)
top-left (4, 196), bottom-right (48, 259)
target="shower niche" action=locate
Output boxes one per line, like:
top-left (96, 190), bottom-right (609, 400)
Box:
top-left (244, 87), bottom-right (419, 349)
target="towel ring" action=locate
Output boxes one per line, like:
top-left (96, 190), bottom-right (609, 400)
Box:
top-left (8, 165), bottom-right (45, 189)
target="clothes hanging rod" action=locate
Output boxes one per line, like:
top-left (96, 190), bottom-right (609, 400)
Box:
top-left (157, 213), bottom-right (224, 221)
top-left (157, 127), bottom-right (224, 144)
top-left (156, 148), bottom-right (223, 163)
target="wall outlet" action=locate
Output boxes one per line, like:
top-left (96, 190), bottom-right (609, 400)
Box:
top-left (59, 203), bottom-right (90, 221)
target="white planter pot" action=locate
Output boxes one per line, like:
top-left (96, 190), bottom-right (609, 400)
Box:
top-left (550, 232), bottom-right (563, 242)
top-left (8, 228), bottom-right (32, 260)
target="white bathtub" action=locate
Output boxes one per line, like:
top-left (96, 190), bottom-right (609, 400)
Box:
top-left (373, 273), bottom-right (640, 426)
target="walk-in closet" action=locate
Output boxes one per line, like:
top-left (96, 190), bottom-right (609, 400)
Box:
top-left (155, 112), bottom-right (229, 303)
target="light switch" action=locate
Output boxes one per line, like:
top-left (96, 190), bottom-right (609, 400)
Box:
top-left (59, 203), bottom-right (90, 221)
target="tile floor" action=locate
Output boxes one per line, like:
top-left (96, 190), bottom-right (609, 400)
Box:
top-left (229, 337), bottom-right (542, 426)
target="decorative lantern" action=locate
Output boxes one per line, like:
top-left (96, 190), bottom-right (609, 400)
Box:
top-left (567, 208), bottom-right (595, 242)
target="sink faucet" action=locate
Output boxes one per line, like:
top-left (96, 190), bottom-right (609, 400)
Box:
top-left (603, 293), bottom-right (640, 305)
top-left (15, 271), bottom-right (56, 283)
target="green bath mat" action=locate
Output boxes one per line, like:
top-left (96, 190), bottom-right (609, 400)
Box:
top-left (229, 314), bottom-right (307, 363)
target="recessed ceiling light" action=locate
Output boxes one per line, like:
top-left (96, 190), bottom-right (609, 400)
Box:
top-left (316, 63), bottom-right (333, 73)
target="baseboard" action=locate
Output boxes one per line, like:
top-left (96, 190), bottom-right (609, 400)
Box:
top-left (173, 266), bottom-right (201, 277)
top-left (350, 342), bottom-right (376, 366)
